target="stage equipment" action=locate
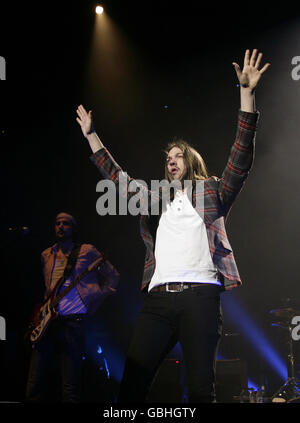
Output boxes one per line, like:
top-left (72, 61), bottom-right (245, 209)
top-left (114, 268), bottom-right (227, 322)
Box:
top-left (216, 359), bottom-right (248, 403)
top-left (270, 307), bottom-right (300, 403)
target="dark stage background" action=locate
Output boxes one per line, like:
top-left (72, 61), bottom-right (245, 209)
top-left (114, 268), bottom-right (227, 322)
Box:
top-left (1, 0), bottom-right (300, 403)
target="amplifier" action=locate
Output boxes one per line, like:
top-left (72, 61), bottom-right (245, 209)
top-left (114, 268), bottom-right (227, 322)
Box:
top-left (216, 359), bottom-right (248, 403)
top-left (146, 357), bottom-right (248, 403)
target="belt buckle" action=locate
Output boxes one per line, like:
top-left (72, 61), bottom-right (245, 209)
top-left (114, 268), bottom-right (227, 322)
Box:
top-left (166, 282), bottom-right (184, 292)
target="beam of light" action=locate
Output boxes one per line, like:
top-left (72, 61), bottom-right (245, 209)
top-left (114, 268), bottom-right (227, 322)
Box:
top-left (84, 7), bottom-right (145, 124)
top-left (222, 294), bottom-right (288, 381)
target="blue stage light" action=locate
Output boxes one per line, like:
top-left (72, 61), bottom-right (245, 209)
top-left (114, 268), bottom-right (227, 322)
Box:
top-left (104, 358), bottom-right (110, 378)
top-left (248, 379), bottom-right (259, 390)
top-left (222, 294), bottom-right (287, 381)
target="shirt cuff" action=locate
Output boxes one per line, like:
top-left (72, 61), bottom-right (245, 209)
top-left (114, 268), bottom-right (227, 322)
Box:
top-left (238, 109), bottom-right (260, 129)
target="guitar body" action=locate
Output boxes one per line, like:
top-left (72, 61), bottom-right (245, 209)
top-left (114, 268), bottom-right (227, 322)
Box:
top-left (29, 280), bottom-right (62, 344)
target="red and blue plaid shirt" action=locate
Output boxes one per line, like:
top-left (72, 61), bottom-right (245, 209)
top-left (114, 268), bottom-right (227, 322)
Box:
top-left (90, 110), bottom-right (259, 291)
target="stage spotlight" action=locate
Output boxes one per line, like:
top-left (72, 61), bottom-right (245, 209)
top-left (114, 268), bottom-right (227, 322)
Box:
top-left (96, 5), bottom-right (104, 15)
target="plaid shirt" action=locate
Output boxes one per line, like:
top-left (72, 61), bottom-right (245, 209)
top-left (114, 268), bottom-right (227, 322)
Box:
top-left (90, 110), bottom-right (259, 291)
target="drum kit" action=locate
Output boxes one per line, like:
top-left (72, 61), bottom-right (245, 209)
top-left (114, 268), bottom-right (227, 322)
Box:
top-left (269, 306), bottom-right (300, 403)
top-left (233, 304), bottom-right (300, 404)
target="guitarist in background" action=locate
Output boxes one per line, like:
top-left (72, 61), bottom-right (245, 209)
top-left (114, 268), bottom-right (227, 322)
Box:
top-left (25, 212), bottom-right (119, 403)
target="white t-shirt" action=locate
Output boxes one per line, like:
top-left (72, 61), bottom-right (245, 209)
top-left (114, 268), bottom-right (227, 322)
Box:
top-left (148, 190), bottom-right (220, 291)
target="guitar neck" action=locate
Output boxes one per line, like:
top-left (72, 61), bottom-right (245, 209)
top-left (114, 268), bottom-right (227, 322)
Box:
top-left (51, 267), bottom-right (90, 308)
top-left (48, 254), bottom-right (104, 310)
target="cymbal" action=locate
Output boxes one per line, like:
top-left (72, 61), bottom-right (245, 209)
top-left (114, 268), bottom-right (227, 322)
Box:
top-left (271, 322), bottom-right (289, 329)
top-left (270, 307), bottom-right (300, 320)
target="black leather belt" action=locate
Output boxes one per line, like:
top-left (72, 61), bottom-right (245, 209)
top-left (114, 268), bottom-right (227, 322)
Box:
top-left (150, 282), bottom-right (216, 293)
top-left (58, 314), bottom-right (86, 321)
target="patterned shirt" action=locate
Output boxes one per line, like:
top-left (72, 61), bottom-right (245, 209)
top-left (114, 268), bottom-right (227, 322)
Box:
top-left (90, 110), bottom-right (259, 291)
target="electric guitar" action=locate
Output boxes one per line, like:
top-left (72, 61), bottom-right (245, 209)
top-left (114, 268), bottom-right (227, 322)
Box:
top-left (28, 254), bottom-right (105, 344)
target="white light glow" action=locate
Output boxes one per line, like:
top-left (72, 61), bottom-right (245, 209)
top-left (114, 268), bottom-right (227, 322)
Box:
top-left (96, 6), bottom-right (104, 15)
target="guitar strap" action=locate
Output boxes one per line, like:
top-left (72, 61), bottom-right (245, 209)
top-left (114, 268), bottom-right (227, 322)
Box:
top-left (62, 243), bottom-right (82, 282)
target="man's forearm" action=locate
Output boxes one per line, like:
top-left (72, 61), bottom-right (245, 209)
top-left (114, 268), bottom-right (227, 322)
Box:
top-left (86, 131), bottom-right (104, 153)
top-left (219, 109), bottom-right (258, 211)
top-left (240, 87), bottom-right (256, 113)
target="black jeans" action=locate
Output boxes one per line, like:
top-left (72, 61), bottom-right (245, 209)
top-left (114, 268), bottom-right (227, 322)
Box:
top-left (118, 285), bottom-right (223, 403)
top-left (25, 314), bottom-right (86, 403)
